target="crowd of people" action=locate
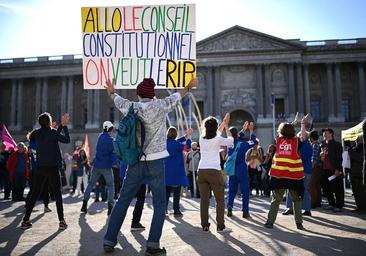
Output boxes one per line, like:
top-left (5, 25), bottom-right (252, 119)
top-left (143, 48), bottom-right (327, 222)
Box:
top-left (1, 76), bottom-right (366, 256)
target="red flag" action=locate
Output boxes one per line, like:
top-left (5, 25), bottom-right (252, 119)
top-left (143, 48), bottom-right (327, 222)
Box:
top-left (1, 125), bottom-right (17, 150)
top-left (82, 134), bottom-right (90, 159)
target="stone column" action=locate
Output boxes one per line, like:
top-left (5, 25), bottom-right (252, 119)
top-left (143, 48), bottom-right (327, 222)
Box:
top-left (206, 67), bottom-right (214, 116)
top-left (334, 63), bottom-right (344, 121)
top-left (34, 78), bottom-right (42, 128)
top-left (15, 79), bottom-right (23, 131)
top-left (41, 78), bottom-right (48, 113)
top-left (303, 64), bottom-right (311, 114)
top-left (358, 62), bottom-right (366, 120)
top-left (326, 63), bottom-right (336, 122)
top-left (264, 64), bottom-right (271, 119)
top-left (296, 63), bottom-right (304, 114)
top-left (93, 89), bottom-right (100, 127)
top-left (213, 67), bottom-right (221, 118)
top-left (287, 63), bottom-right (296, 118)
top-left (61, 77), bottom-right (67, 116)
top-left (85, 90), bottom-right (93, 128)
top-left (67, 76), bottom-right (74, 128)
top-left (256, 64), bottom-right (264, 121)
top-left (9, 79), bottom-right (17, 130)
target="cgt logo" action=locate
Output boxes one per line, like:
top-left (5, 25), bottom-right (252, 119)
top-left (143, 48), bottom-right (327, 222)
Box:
top-left (279, 141), bottom-right (292, 151)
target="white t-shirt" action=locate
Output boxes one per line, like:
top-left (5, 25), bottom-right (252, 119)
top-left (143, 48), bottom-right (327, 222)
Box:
top-left (198, 133), bottom-right (234, 171)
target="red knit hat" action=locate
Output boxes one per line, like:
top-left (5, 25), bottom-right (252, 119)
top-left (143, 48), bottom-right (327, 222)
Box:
top-left (137, 78), bottom-right (155, 99)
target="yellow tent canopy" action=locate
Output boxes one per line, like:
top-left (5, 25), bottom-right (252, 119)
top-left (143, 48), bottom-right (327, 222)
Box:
top-left (341, 122), bottom-right (363, 141)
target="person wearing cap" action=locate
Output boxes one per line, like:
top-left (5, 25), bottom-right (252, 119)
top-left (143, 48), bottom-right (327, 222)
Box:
top-left (320, 128), bottom-right (344, 211)
top-left (81, 121), bottom-right (117, 216)
top-left (103, 77), bottom-right (198, 255)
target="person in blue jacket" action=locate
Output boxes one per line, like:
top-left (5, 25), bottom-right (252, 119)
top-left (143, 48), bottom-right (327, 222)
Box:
top-left (227, 121), bottom-right (256, 218)
top-left (81, 121), bottom-right (117, 216)
top-left (164, 127), bottom-right (192, 217)
top-left (283, 132), bottom-right (313, 216)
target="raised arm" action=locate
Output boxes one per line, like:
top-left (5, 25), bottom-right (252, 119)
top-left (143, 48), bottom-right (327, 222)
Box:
top-left (179, 74), bottom-right (199, 98)
top-left (56, 113), bottom-right (70, 144)
top-left (218, 113), bottom-right (230, 134)
top-left (300, 114), bottom-right (310, 141)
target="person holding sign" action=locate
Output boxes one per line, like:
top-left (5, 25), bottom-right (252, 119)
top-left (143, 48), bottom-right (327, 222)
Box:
top-left (264, 113), bottom-right (308, 230)
top-left (103, 75), bottom-right (198, 255)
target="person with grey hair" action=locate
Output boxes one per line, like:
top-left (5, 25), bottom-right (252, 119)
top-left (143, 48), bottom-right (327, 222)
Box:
top-left (349, 135), bottom-right (366, 212)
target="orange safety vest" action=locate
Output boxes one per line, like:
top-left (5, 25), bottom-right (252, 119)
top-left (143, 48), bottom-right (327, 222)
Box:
top-left (269, 137), bottom-right (304, 180)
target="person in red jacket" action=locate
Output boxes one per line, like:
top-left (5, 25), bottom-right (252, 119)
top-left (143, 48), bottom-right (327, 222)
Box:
top-left (264, 113), bottom-right (309, 230)
top-left (7, 142), bottom-right (29, 201)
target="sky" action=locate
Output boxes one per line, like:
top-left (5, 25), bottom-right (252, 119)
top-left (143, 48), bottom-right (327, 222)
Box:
top-left (0, 0), bottom-right (365, 59)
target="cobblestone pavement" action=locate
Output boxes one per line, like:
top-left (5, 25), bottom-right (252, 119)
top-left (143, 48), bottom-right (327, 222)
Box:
top-left (0, 190), bottom-right (365, 256)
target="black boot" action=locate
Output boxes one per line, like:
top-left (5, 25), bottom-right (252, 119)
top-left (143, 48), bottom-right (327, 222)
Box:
top-left (81, 200), bottom-right (87, 213)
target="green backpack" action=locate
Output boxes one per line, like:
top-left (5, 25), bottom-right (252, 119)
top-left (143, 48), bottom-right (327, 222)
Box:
top-left (113, 105), bottom-right (146, 165)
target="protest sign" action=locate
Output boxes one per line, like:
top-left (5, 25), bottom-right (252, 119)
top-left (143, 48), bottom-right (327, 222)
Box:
top-left (81, 4), bottom-right (196, 89)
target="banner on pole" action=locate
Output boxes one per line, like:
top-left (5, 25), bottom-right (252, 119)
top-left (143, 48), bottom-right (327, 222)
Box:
top-left (81, 4), bottom-right (196, 89)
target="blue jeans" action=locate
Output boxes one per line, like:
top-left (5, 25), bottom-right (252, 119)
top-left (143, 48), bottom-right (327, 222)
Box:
top-left (104, 159), bottom-right (166, 249)
top-left (228, 173), bottom-right (250, 212)
top-left (286, 173), bottom-right (311, 211)
top-left (83, 167), bottom-right (114, 205)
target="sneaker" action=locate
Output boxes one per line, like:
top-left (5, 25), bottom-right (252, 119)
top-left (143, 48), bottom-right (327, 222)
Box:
top-left (103, 244), bottom-right (114, 253)
top-left (80, 201), bottom-right (87, 214)
top-left (242, 211), bottom-right (251, 218)
top-left (333, 207), bottom-right (342, 212)
top-left (44, 206), bottom-right (52, 213)
top-left (107, 203), bottom-right (114, 216)
top-left (145, 246), bottom-right (166, 256)
top-left (282, 208), bottom-right (294, 215)
top-left (296, 223), bottom-right (305, 230)
top-left (131, 222), bottom-right (146, 231)
top-left (20, 221), bottom-right (32, 230)
top-left (59, 220), bottom-right (68, 230)
top-left (302, 211), bottom-right (312, 216)
top-left (323, 205), bottom-right (334, 210)
top-left (217, 226), bottom-right (232, 233)
top-left (264, 222), bottom-right (273, 229)
top-left (173, 210), bottom-right (183, 218)
top-left (227, 208), bottom-right (233, 217)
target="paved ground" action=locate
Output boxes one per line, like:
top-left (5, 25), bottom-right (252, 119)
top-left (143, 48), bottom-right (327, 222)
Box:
top-left (0, 190), bottom-right (366, 256)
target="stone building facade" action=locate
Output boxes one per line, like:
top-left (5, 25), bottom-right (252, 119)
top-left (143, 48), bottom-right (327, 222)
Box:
top-left (1, 26), bottom-right (366, 155)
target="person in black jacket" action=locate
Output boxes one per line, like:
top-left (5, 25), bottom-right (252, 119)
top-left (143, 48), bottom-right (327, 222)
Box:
top-left (349, 135), bottom-right (366, 212)
top-left (21, 112), bottom-right (70, 230)
top-left (320, 128), bottom-right (344, 211)
top-left (363, 120), bottom-right (366, 188)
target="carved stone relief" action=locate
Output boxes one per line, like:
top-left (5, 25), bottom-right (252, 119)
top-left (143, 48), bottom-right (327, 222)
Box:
top-left (271, 69), bottom-right (286, 85)
top-left (222, 66), bottom-right (256, 87)
top-left (221, 89), bottom-right (256, 115)
top-left (197, 32), bottom-right (287, 52)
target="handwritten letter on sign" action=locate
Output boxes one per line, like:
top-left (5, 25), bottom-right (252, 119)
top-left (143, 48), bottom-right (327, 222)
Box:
top-left (81, 4), bottom-right (196, 89)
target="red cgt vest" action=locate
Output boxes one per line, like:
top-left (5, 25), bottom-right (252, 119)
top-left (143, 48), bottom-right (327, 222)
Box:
top-left (269, 137), bottom-right (304, 180)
